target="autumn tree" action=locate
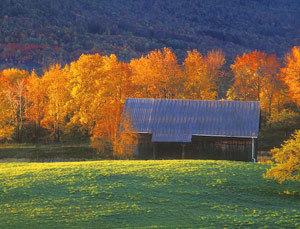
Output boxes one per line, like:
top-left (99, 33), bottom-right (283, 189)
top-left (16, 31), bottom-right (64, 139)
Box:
top-left (41, 64), bottom-right (69, 142)
top-left (130, 48), bottom-right (183, 99)
top-left (0, 68), bottom-right (29, 142)
top-left (92, 99), bottom-right (137, 159)
top-left (182, 49), bottom-right (223, 100)
top-left (281, 46), bottom-right (300, 106)
top-left (90, 60), bottom-right (137, 158)
top-left (265, 130), bottom-right (300, 183)
top-left (228, 51), bottom-right (283, 115)
top-left (205, 50), bottom-right (226, 81)
top-left (26, 70), bottom-right (46, 142)
top-left (263, 46), bottom-right (300, 183)
top-left (68, 54), bottom-right (136, 157)
top-left (0, 91), bottom-right (14, 141)
top-left (205, 50), bottom-right (227, 97)
top-left (111, 112), bottom-right (138, 159)
top-left (205, 50), bottom-right (226, 74)
top-left (67, 54), bottom-right (108, 133)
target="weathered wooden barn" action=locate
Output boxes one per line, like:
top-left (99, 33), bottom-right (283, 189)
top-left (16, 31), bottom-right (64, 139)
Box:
top-left (122, 98), bottom-right (260, 162)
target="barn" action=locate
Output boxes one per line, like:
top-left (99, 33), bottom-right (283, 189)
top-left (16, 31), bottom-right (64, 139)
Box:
top-left (122, 98), bottom-right (260, 162)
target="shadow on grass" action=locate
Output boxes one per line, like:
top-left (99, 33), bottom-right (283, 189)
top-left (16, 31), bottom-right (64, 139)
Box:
top-left (0, 143), bottom-right (99, 162)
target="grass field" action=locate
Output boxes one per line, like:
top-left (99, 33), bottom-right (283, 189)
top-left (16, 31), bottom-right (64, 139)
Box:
top-left (0, 160), bottom-right (299, 228)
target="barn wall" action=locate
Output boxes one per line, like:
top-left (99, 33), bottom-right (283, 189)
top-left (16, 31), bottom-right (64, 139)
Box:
top-left (137, 134), bottom-right (254, 161)
top-left (186, 136), bottom-right (253, 161)
top-left (136, 134), bottom-right (153, 159)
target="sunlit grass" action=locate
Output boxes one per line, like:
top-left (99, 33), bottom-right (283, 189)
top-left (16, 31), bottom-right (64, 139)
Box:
top-left (0, 160), bottom-right (299, 228)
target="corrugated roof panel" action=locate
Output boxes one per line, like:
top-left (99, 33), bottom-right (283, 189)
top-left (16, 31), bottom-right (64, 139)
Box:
top-left (148, 99), bottom-right (192, 142)
top-left (122, 98), bottom-right (260, 142)
top-left (122, 98), bottom-right (154, 133)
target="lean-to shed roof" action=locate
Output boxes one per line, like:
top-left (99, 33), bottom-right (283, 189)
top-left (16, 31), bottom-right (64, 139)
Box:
top-left (123, 98), bottom-right (260, 142)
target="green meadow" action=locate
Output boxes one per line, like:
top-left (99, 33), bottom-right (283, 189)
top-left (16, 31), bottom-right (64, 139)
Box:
top-left (0, 160), bottom-right (299, 228)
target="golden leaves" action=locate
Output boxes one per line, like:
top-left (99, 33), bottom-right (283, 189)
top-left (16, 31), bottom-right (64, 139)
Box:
top-left (265, 130), bottom-right (300, 183)
top-left (228, 50), bottom-right (284, 115)
top-left (130, 48), bottom-right (182, 99)
top-left (281, 46), bottom-right (300, 106)
top-left (183, 49), bottom-right (220, 100)
top-left (0, 68), bottom-right (29, 141)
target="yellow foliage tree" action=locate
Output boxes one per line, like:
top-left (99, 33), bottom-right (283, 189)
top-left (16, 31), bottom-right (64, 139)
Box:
top-left (26, 70), bottom-right (46, 142)
top-left (182, 50), bottom-right (219, 100)
top-left (41, 64), bottom-right (69, 142)
top-left (91, 60), bottom-right (137, 157)
top-left (281, 46), bottom-right (300, 106)
top-left (92, 100), bottom-right (137, 159)
top-left (265, 47), bottom-right (300, 183)
top-left (130, 48), bottom-right (183, 99)
top-left (265, 130), bottom-right (300, 183)
top-left (0, 68), bottom-right (29, 142)
top-left (205, 49), bottom-right (226, 83)
top-left (0, 94), bottom-right (14, 141)
top-left (228, 51), bottom-right (283, 115)
top-left (67, 54), bottom-right (108, 132)
top-left (112, 113), bottom-right (138, 159)
top-left (68, 54), bottom-right (136, 157)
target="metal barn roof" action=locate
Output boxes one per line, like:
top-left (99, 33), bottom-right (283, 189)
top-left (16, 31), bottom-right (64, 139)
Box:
top-left (123, 98), bottom-right (260, 142)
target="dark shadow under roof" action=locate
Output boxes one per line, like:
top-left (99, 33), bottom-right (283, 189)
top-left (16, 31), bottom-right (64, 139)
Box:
top-left (123, 98), bottom-right (260, 142)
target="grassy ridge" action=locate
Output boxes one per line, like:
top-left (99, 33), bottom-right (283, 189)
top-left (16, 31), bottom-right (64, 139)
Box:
top-left (0, 160), bottom-right (299, 228)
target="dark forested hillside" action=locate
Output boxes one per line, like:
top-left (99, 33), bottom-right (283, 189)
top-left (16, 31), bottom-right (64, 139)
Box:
top-left (1, 0), bottom-right (300, 71)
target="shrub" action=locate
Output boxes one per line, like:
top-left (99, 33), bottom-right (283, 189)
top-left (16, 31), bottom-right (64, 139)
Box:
top-left (265, 130), bottom-right (300, 183)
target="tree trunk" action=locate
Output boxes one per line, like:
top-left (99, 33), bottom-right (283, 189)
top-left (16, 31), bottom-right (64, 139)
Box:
top-left (56, 124), bottom-right (60, 142)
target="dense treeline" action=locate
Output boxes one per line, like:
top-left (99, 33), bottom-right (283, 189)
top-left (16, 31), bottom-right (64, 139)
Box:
top-left (2, 0), bottom-right (300, 71)
top-left (1, 47), bottom-right (300, 157)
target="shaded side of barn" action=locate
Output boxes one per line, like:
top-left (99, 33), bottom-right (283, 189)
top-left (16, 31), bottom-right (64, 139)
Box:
top-left (123, 98), bottom-right (260, 162)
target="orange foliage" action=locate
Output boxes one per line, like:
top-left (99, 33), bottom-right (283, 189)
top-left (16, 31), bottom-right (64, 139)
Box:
top-left (41, 64), bottom-right (69, 142)
top-left (281, 46), bottom-right (300, 106)
top-left (0, 68), bottom-right (29, 142)
top-left (91, 60), bottom-right (136, 157)
top-left (130, 48), bottom-right (183, 99)
top-left (228, 51), bottom-right (284, 115)
top-left (182, 50), bottom-right (218, 100)
top-left (205, 49), bottom-right (226, 80)
top-left (1, 47), bottom-right (298, 159)
top-left (0, 94), bottom-right (14, 141)
top-left (265, 130), bottom-right (300, 183)
top-left (67, 54), bottom-right (106, 130)
top-left (26, 71), bottom-right (46, 141)
top-left (68, 54), bottom-right (136, 156)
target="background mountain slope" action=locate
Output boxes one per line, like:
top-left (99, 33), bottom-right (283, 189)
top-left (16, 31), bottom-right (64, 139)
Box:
top-left (1, 0), bottom-right (300, 71)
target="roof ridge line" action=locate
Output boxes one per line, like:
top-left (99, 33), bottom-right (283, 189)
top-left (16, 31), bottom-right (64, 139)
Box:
top-left (130, 98), bottom-right (260, 103)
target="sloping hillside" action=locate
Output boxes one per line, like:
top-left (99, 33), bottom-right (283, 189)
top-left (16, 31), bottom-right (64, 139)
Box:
top-left (0, 160), bottom-right (299, 227)
top-left (1, 0), bottom-right (300, 70)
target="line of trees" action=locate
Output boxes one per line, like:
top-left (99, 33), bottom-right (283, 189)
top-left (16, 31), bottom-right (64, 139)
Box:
top-left (1, 47), bottom-right (300, 165)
